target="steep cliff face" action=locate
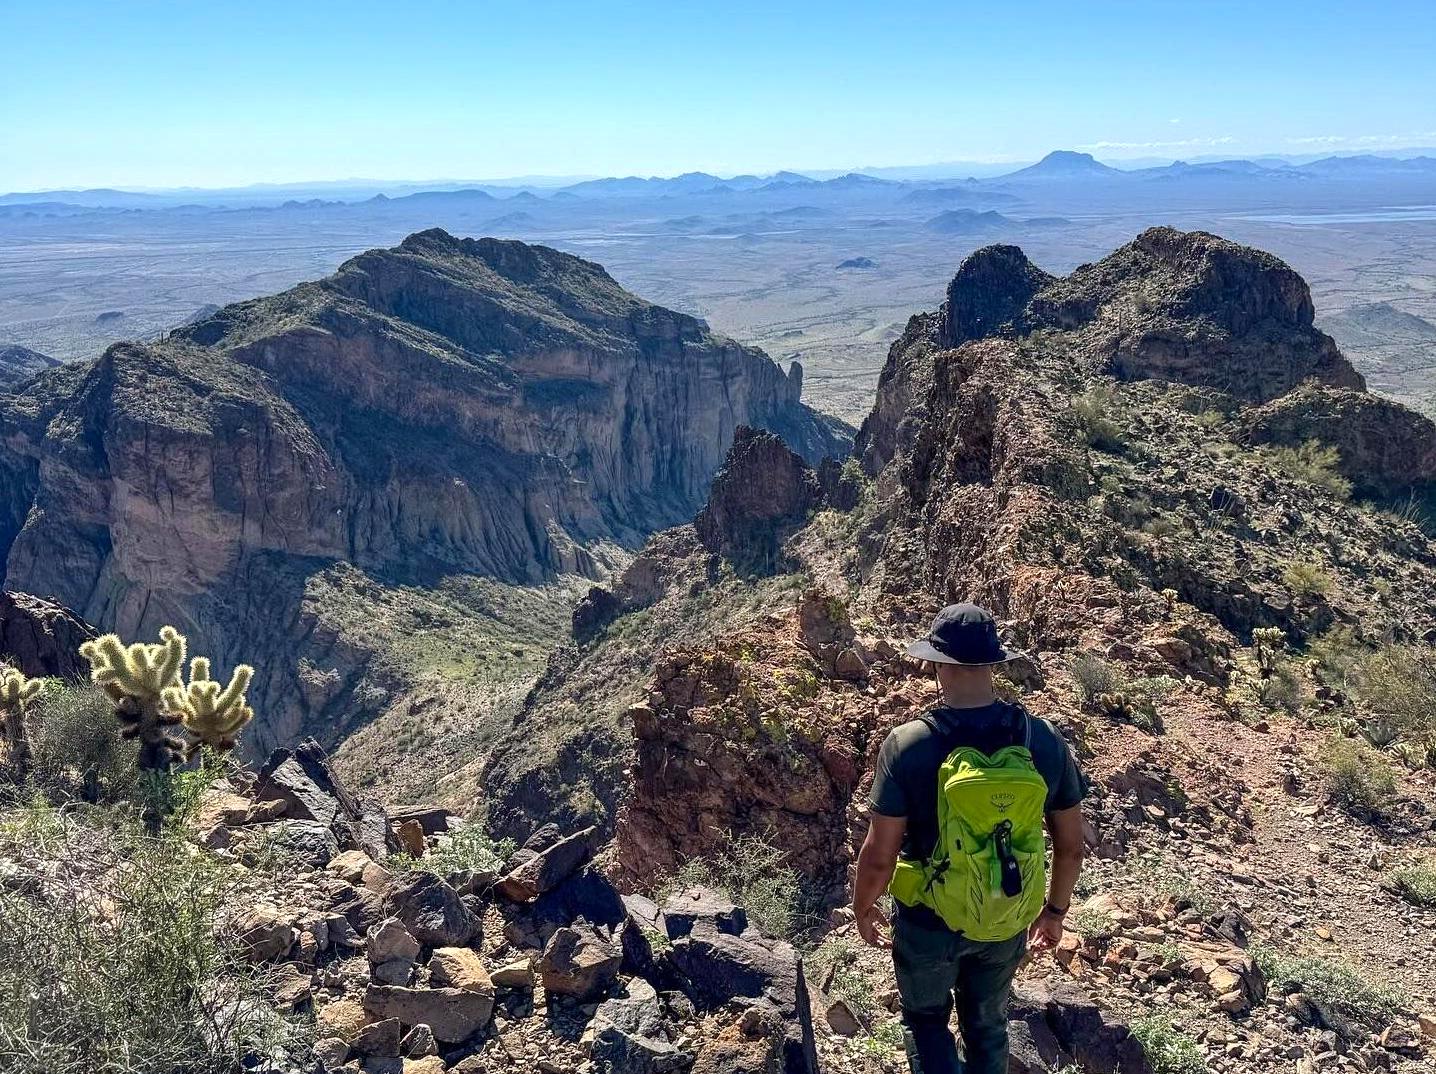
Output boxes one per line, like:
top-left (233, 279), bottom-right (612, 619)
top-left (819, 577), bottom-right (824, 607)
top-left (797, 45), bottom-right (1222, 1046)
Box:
top-left (0, 230), bottom-right (848, 752)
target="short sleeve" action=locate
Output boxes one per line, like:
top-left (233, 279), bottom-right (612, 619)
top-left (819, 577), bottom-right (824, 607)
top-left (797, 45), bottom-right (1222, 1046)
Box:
top-left (867, 727), bottom-right (909, 817)
top-left (1044, 731), bottom-right (1088, 813)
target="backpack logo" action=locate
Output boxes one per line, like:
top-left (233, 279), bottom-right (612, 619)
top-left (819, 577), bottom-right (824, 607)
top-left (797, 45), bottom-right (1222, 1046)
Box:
top-left (990, 791), bottom-right (1016, 812)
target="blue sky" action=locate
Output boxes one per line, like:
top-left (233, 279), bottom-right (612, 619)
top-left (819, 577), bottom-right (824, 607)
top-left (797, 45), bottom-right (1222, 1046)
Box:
top-left (3, 0), bottom-right (1434, 190)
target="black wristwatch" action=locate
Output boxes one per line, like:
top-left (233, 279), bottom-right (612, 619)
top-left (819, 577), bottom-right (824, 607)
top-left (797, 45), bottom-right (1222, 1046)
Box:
top-left (1044, 902), bottom-right (1069, 917)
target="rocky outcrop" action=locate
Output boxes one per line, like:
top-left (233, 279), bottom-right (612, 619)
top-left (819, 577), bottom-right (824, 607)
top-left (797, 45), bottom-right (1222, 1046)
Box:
top-left (940, 243), bottom-right (1054, 347)
top-left (1242, 383), bottom-right (1436, 497)
top-left (693, 425), bottom-right (823, 572)
top-left (0, 589), bottom-right (94, 677)
top-left (0, 230), bottom-right (848, 750)
top-left (1031, 227), bottom-right (1364, 401)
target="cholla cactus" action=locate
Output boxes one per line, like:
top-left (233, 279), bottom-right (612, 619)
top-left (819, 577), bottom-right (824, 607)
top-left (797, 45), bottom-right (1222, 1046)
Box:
top-left (80, 626), bottom-right (189, 770)
top-left (0, 666), bottom-right (46, 778)
top-left (162, 656), bottom-right (254, 754)
top-left (1252, 626), bottom-right (1287, 676)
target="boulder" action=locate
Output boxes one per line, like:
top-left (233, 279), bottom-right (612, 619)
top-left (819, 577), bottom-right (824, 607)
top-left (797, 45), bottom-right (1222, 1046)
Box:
top-left (262, 819), bottom-right (341, 868)
top-left (363, 985), bottom-right (493, 1044)
top-left (537, 924), bottom-right (622, 1000)
top-left (490, 958), bottom-right (535, 990)
top-left (661, 887), bottom-right (748, 941)
top-left (399, 1024), bottom-right (438, 1058)
top-left (254, 737), bottom-right (391, 859)
top-left (386, 872), bottom-right (480, 947)
top-left (234, 904), bottom-right (295, 962)
top-left (1012, 980), bottom-right (1151, 1074)
top-left (427, 947), bottom-right (494, 994)
top-left (367, 919), bottom-right (422, 965)
top-left (0, 590), bottom-right (95, 679)
top-left (497, 825), bottom-right (601, 903)
top-left (666, 919), bottom-right (817, 1074)
top-left (590, 977), bottom-right (689, 1074)
top-left (351, 1018), bottom-right (402, 1058)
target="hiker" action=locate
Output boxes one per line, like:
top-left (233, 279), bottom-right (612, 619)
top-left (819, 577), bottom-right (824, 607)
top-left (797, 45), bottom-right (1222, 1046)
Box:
top-left (852, 603), bottom-right (1088, 1074)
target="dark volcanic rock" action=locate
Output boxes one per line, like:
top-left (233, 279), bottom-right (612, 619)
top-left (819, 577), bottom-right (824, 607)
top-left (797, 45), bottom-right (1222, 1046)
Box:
top-left (385, 872), bottom-right (480, 947)
top-left (254, 737), bottom-right (390, 858)
top-left (0, 590), bottom-right (94, 678)
top-left (940, 244), bottom-right (1054, 347)
top-left (1030, 227), bottom-right (1363, 402)
top-left (693, 426), bottom-right (823, 572)
top-left (1242, 383), bottom-right (1436, 497)
top-left (0, 230), bottom-right (849, 753)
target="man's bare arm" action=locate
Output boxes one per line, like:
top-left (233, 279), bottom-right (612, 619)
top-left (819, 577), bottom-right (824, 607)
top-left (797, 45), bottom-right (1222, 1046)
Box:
top-left (1030, 804), bottom-right (1085, 951)
top-left (852, 813), bottom-right (905, 948)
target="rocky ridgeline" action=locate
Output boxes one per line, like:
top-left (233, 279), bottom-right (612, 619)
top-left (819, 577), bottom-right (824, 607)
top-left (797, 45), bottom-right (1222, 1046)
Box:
top-left (0, 230), bottom-right (848, 755)
top-left (477, 228), bottom-right (1436, 1071)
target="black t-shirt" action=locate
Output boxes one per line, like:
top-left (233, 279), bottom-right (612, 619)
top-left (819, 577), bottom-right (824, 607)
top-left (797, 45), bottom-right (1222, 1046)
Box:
top-left (867, 700), bottom-right (1087, 863)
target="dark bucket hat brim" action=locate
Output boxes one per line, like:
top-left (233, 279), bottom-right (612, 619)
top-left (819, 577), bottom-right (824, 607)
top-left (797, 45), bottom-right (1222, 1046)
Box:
top-left (906, 638), bottom-right (1022, 665)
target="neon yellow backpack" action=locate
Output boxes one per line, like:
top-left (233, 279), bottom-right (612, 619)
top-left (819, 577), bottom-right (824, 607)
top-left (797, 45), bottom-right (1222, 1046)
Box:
top-left (888, 710), bottom-right (1048, 941)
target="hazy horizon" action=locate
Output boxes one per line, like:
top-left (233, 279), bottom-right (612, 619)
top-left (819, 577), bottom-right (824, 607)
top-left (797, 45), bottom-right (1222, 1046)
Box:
top-left (6, 0), bottom-right (1435, 191)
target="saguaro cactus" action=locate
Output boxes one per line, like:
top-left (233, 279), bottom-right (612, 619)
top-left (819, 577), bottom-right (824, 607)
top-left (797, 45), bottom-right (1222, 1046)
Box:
top-left (0, 666), bottom-right (46, 778)
top-left (162, 656), bottom-right (255, 755)
top-left (80, 626), bottom-right (190, 770)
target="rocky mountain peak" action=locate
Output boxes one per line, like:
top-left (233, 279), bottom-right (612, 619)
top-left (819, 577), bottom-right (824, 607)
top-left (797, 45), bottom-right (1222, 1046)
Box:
top-left (0, 232), bottom-right (849, 752)
top-left (940, 243), bottom-right (1055, 346)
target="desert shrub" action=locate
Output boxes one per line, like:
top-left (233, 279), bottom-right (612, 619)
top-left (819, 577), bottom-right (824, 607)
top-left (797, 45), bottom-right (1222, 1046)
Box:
top-left (1387, 859), bottom-right (1436, 908)
top-left (1261, 440), bottom-right (1352, 500)
top-left (1282, 561), bottom-right (1332, 600)
top-left (1320, 737), bottom-right (1396, 821)
top-left (1307, 625), bottom-right (1365, 691)
top-left (1069, 653), bottom-right (1122, 710)
top-left (1253, 947), bottom-right (1401, 1034)
top-left (666, 833), bottom-right (814, 942)
top-left (0, 803), bottom-right (310, 1073)
top-left (1355, 645), bottom-right (1436, 740)
top-left (390, 821), bottom-right (514, 878)
top-left (1256, 663), bottom-right (1303, 715)
top-left (24, 682), bottom-right (142, 803)
top-left (1073, 386), bottom-right (1126, 452)
top-left (1130, 1015), bottom-right (1206, 1074)
top-left (809, 935), bottom-right (876, 1021)
top-left (1069, 905), bottom-right (1117, 942)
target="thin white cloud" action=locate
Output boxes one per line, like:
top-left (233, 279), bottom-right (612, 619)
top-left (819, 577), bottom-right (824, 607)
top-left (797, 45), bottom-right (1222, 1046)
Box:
top-left (1285, 131), bottom-right (1436, 147)
top-left (1076, 136), bottom-right (1236, 151)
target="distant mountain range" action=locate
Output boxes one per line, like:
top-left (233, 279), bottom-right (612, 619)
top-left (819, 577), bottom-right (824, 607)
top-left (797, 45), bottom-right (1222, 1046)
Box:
top-left (7, 149), bottom-right (1435, 210)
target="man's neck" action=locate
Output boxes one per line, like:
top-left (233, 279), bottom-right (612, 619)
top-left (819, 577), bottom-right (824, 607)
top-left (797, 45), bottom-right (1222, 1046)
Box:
top-left (938, 684), bottom-right (997, 709)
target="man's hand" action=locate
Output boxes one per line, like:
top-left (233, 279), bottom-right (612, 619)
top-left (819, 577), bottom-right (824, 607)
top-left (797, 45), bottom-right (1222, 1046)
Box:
top-left (1028, 907), bottom-right (1065, 953)
top-left (855, 902), bottom-right (892, 949)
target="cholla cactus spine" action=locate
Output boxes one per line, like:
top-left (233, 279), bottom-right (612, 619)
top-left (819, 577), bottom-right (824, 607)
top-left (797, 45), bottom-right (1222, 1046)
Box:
top-left (79, 626), bottom-right (189, 770)
top-left (0, 666), bottom-right (46, 777)
top-left (162, 656), bottom-right (255, 755)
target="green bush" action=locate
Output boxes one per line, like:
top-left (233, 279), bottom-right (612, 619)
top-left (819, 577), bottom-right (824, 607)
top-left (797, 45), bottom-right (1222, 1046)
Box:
top-left (0, 802), bottom-right (310, 1073)
top-left (1356, 645), bottom-right (1436, 740)
top-left (1069, 653), bottom-right (1122, 711)
top-left (24, 682), bottom-right (142, 804)
top-left (1073, 386), bottom-right (1126, 453)
top-left (1130, 1015), bottom-right (1207, 1074)
top-left (1261, 440), bottom-right (1352, 500)
top-left (1388, 860), bottom-right (1436, 908)
top-left (1253, 947), bottom-right (1401, 1034)
top-left (390, 821), bottom-right (514, 878)
top-left (666, 833), bottom-right (814, 942)
top-left (1307, 626), bottom-right (1364, 691)
top-left (1320, 738), bottom-right (1396, 821)
top-left (808, 936), bottom-right (876, 1021)
top-left (1282, 561), bottom-right (1332, 600)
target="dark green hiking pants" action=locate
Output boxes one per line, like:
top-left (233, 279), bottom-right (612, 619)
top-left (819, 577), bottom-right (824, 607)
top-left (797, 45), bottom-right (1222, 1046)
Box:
top-left (892, 909), bottom-right (1026, 1074)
